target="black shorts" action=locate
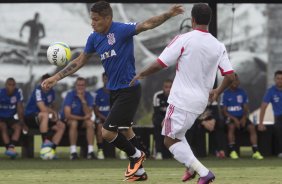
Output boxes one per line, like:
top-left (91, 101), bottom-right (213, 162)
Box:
top-left (226, 116), bottom-right (252, 130)
top-left (0, 117), bottom-right (20, 128)
top-left (24, 114), bottom-right (57, 129)
top-left (103, 84), bottom-right (141, 131)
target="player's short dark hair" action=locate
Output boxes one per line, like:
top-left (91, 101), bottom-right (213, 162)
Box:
top-left (41, 74), bottom-right (50, 81)
top-left (91, 1), bottom-right (113, 17)
top-left (76, 77), bottom-right (86, 84)
top-left (5, 77), bottom-right (15, 84)
top-left (274, 70), bottom-right (282, 77)
top-left (164, 79), bottom-right (173, 84)
top-left (191, 3), bottom-right (212, 25)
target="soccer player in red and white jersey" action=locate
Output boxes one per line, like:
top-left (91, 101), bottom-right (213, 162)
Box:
top-left (130, 3), bottom-right (235, 184)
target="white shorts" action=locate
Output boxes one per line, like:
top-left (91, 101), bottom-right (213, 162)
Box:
top-left (161, 104), bottom-right (199, 140)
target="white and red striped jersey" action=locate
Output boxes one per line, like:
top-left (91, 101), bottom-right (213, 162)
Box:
top-left (157, 29), bottom-right (234, 114)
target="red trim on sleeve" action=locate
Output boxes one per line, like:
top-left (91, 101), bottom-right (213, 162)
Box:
top-left (176, 47), bottom-right (185, 71)
top-left (223, 70), bottom-right (234, 75)
top-left (218, 66), bottom-right (234, 76)
top-left (157, 58), bottom-right (168, 68)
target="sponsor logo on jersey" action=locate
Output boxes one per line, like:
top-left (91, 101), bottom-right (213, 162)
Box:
top-left (100, 49), bottom-right (117, 61)
top-left (227, 106), bottom-right (242, 112)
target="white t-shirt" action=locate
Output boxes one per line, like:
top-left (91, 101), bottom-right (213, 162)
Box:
top-left (158, 29), bottom-right (233, 114)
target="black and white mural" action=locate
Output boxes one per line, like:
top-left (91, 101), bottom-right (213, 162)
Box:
top-left (0, 3), bottom-right (279, 123)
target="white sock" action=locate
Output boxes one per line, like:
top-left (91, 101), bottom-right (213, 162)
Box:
top-left (130, 148), bottom-right (141, 158)
top-left (88, 145), bottom-right (94, 153)
top-left (70, 145), bottom-right (77, 153)
top-left (182, 139), bottom-right (195, 173)
top-left (169, 141), bottom-right (208, 177)
top-left (190, 159), bottom-right (209, 177)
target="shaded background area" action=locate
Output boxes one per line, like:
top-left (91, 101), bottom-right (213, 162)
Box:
top-left (0, 2), bottom-right (280, 124)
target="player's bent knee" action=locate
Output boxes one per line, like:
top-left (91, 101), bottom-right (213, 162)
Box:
top-left (101, 127), bottom-right (116, 142)
top-left (39, 112), bottom-right (49, 119)
top-left (85, 120), bottom-right (94, 129)
top-left (58, 121), bottom-right (66, 130)
top-left (164, 136), bottom-right (179, 149)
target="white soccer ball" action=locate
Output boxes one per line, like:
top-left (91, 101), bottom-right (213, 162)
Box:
top-left (47, 42), bottom-right (72, 66)
top-left (40, 147), bottom-right (55, 160)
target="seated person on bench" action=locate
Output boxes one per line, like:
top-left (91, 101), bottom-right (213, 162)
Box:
top-left (24, 74), bottom-right (65, 157)
top-left (0, 78), bottom-right (27, 158)
top-left (221, 73), bottom-right (263, 159)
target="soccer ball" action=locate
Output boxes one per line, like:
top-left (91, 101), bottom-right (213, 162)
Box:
top-left (40, 147), bottom-right (55, 160)
top-left (47, 42), bottom-right (72, 66)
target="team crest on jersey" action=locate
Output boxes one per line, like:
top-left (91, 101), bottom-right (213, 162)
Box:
top-left (237, 95), bottom-right (243, 103)
top-left (10, 96), bottom-right (17, 104)
top-left (107, 33), bottom-right (115, 45)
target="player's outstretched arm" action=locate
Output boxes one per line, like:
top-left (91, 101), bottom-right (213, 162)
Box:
top-left (41, 52), bottom-right (90, 90)
top-left (136, 4), bottom-right (184, 34)
top-left (129, 61), bottom-right (163, 86)
top-left (209, 73), bottom-right (235, 102)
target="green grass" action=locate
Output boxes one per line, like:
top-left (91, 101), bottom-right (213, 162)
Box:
top-left (0, 157), bottom-right (281, 184)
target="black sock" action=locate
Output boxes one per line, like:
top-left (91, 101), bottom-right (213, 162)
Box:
top-left (129, 136), bottom-right (140, 148)
top-left (52, 144), bottom-right (57, 150)
top-left (11, 140), bottom-right (18, 146)
top-left (97, 143), bottom-right (103, 150)
top-left (42, 132), bottom-right (50, 140)
top-left (129, 136), bottom-right (143, 168)
top-left (252, 145), bottom-right (258, 153)
top-left (110, 133), bottom-right (136, 157)
top-left (229, 143), bottom-right (236, 151)
top-left (5, 144), bottom-right (10, 149)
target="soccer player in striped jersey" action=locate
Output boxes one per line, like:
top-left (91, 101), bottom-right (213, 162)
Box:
top-left (130, 3), bottom-right (235, 184)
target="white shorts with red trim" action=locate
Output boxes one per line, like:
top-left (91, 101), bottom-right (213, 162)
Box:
top-left (161, 104), bottom-right (199, 140)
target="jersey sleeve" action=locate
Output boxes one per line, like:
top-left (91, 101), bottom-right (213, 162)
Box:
top-left (121, 22), bottom-right (137, 38)
top-left (220, 91), bottom-right (228, 107)
top-left (218, 44), bottom-right (234, 76)
top-left (242, 90), bottom-right (249, 104)
top-left (63, 92), bottom-right (73, 107)
top-left (158, 35), bottom-right (184, 67)
top-left (86, 92), bottom-right (94, 107)
top-left (35, 89), bottom-right (43, 102)
top-left (263, 88), bottom-right (272, 103)
top-left (84, 33), bottom-right (96, 54)
top-left (153, 93), bottom-right (161, 107)
top-left (17, 88), bottom-right (24, 102)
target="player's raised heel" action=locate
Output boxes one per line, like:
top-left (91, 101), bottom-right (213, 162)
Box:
top-left (125, 151), bottom-right (146, 177)
top-left (197, 171), bottom-right (215, 184)
top-left (182, 169), bottom-right (196, 182)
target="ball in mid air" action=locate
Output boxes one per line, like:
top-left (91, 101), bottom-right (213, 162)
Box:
top-left (47, 42), bottom-right (72, 66)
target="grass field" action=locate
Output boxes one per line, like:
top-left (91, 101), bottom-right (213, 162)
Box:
top-left (0, 156), bottom-right (281, 184)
